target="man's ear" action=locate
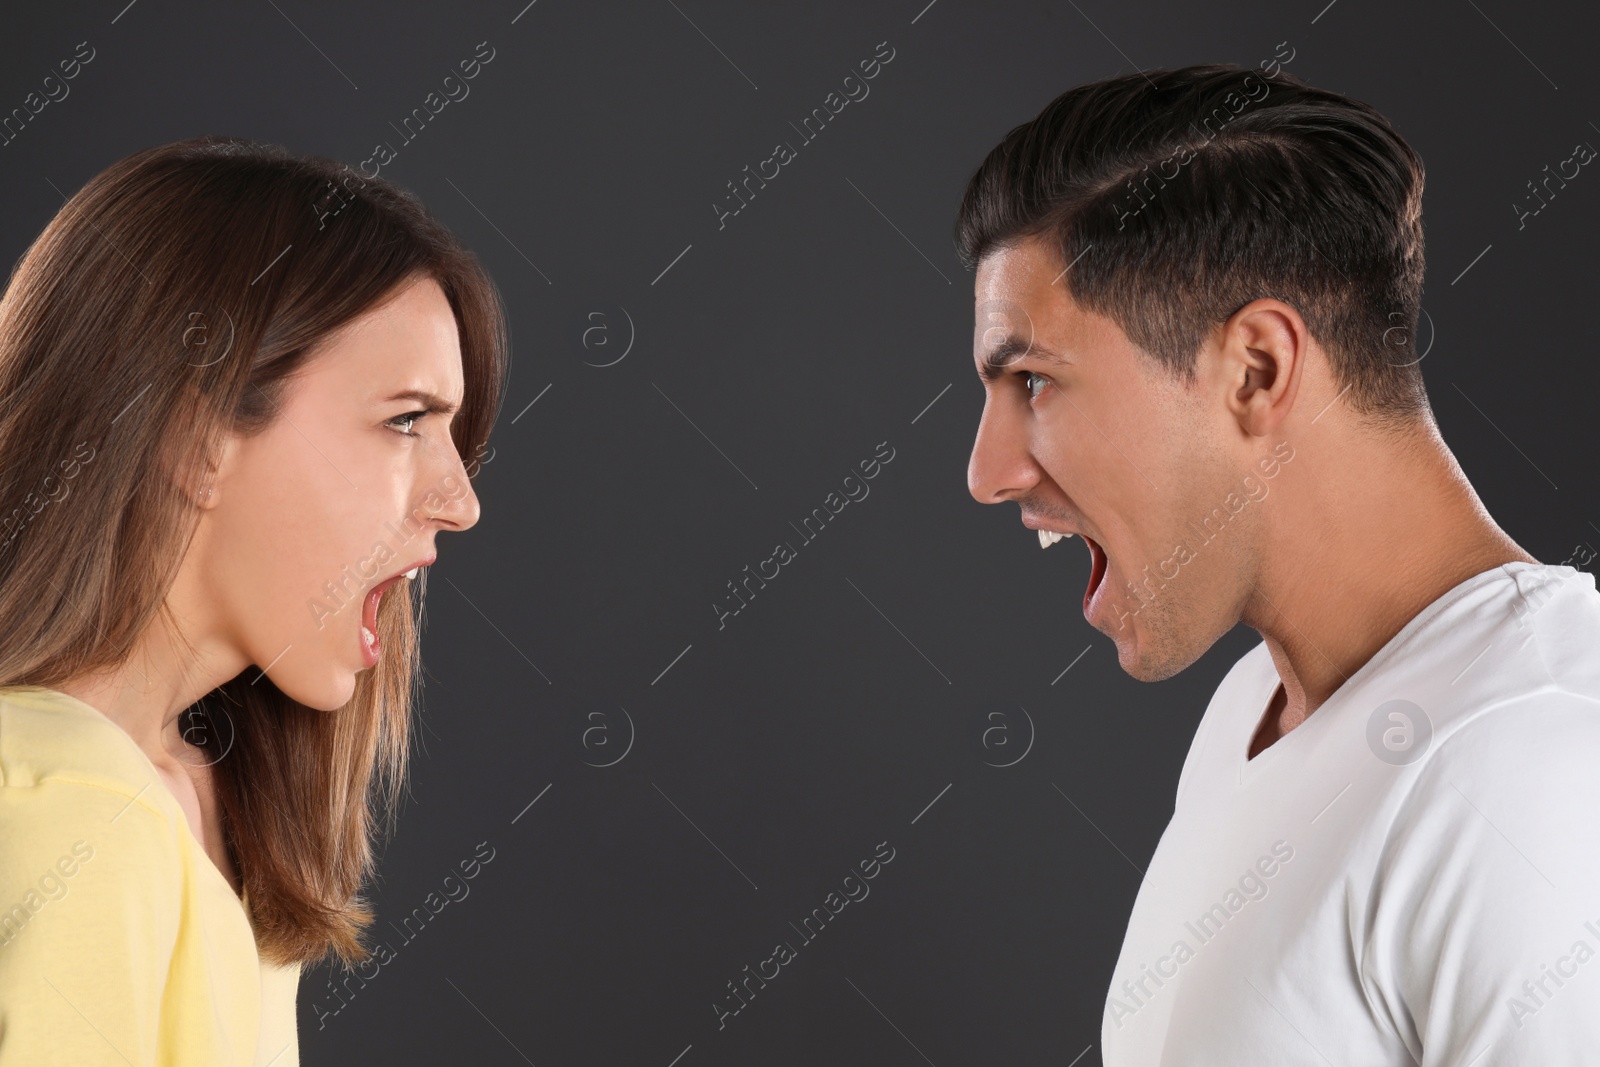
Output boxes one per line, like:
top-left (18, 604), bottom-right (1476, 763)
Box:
top-left (1220, 299), bottom-right (1305, 437)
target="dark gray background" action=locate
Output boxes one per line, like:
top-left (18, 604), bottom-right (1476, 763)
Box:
top-left (4, 0), bottom-right (1597, 1063)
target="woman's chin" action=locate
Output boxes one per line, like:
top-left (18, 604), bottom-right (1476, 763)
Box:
top-left (265, 665), bottom-right (356, 712)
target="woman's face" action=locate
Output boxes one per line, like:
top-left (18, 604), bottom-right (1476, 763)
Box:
top-left (190, 274), bottom-right (480, 710)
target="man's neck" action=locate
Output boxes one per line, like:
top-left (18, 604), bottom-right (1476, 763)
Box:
top-left (1243, 423), bottom-right (1535, 754)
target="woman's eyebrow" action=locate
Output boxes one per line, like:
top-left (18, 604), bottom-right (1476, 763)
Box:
top-left (381, 388), bottom-right (460, 414)
top-left (977, 336), bottom-right (1070, 382)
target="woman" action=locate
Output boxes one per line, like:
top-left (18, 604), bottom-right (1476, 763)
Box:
top-left (0, 135), bottom-right (507, 1065)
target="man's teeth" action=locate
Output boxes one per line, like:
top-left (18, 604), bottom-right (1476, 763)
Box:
top-left (1037, 529), bottom-right (1077, 549)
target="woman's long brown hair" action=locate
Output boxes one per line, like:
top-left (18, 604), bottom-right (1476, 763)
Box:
top-left (0, 135), bottom-right (508, 968)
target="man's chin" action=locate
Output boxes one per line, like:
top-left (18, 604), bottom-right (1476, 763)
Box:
top-left (1106, 621), bottom-right (1199, 683)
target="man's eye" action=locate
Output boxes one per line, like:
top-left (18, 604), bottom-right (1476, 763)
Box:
top-left (1019, 371), bottom-right (1049, 399)
top-left (387, 411), bottom-right (427, 437)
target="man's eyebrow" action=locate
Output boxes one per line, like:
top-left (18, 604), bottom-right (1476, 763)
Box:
top-left (380, 388), bottom-right (461, 415)
top-left (977, 336), bottom-right (1069, 382)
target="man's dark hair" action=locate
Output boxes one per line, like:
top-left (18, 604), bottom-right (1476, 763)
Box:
top-left (955, 63), bottom-right (1430, 429)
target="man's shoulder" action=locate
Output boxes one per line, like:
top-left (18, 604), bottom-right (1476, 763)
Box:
top-left (1417, 687), bottom-right (1600, 778)
top-left (1382, 687), bottom-right (1600, 891)
top-left (1368, 696), bottom-right (1600, 1061)
top-left (1514, 563), bottom-right (1600, 697)
top-left (1360, 564), bottom-right (1600, 748)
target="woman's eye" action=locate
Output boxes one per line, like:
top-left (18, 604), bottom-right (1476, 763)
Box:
top-left (387, 411), bottom-right (427, 437)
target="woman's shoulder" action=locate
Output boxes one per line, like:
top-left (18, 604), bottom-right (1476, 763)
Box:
top-left (0, 685), bottom-right (175, 801)
top-left (0, 688), bottom-right (198, 1064)
top-left (0, 685), bottom-right (187, 884)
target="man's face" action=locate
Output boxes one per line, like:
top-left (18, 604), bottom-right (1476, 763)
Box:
top-left (967, 235), bottom-right (1260, 681)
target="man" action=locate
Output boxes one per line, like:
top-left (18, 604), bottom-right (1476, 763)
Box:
top-left (958, 63), bottom-right (1600, 1063)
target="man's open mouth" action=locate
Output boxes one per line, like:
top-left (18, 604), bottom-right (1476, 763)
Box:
top-left (1034, 523), bottom-right (1109, 616)
top-left (1082, 534), bottom-right (1108, 614)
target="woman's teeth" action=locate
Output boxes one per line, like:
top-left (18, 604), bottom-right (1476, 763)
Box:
top-left (404, 566), bottom-right (419, 580)
top-left (1037, 529), bottom-right (1077, 549)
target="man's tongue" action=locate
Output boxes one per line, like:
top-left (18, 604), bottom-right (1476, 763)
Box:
top-left (1084, 535), bottom-right (1108, 612)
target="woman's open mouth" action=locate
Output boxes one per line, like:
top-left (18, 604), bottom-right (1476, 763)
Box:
top-left (359, 575), bottom-right (402, 667)
top-left (357, 558), bottom-right (432, 668)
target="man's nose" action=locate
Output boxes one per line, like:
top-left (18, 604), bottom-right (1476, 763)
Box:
top-left (968, 403), bottom-right (1039, 504)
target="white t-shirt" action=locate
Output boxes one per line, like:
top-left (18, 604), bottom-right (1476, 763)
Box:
top-left (1102, 561), bottom-right (1600, 1066)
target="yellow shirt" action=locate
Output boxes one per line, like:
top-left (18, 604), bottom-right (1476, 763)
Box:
top-left (0, 685), bottom-right (300, 1066)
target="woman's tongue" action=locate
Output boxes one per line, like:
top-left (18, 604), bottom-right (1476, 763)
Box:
top-left (362, 586), bottom-right (382, 642)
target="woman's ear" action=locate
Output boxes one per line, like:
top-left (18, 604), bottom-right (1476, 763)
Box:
top-left (194, 434), bottom-right (240, 509)
top-left (164, 424), bottom-right (234, 509)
